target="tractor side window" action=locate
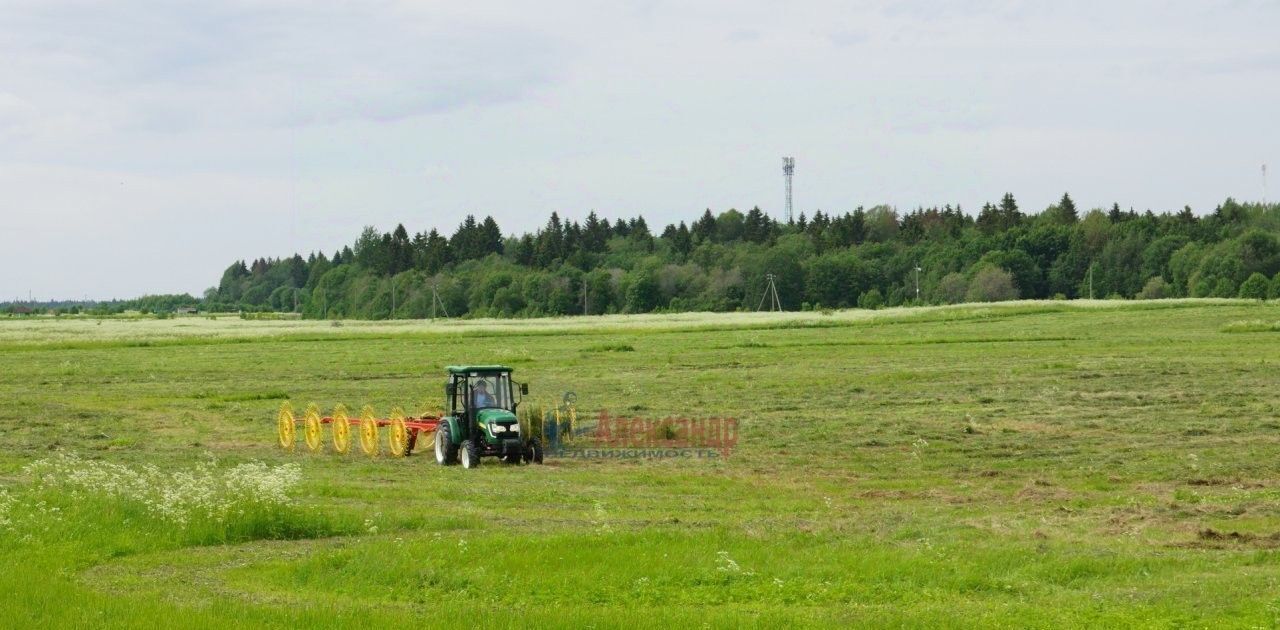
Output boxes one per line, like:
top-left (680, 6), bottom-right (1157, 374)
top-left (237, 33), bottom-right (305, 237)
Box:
top-left (493, 374), bottom-right (512, 410)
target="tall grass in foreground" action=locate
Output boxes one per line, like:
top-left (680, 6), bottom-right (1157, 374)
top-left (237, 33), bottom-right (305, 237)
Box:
top-left (0, 455), bottom-right (358, 628)
top-left (6, 453), bottom-right (353, 549)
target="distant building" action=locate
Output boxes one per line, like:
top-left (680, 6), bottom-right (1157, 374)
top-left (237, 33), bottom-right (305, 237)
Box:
top-left (177, 307), bottom-right (199, 315)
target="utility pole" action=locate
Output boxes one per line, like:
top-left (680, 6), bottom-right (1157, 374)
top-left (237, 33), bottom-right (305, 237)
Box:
top-left (757, 273), bottom-right (782, 312)
top-left (1088, 263), bottom-right (1095, 300)
top-left (430, 282), bottom-right (450, 320)
top-left (914, 262), bottom-right (922, 302)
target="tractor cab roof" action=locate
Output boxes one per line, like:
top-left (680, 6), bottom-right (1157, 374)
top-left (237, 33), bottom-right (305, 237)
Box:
top-left (446, 365), bottom-right (514, 375)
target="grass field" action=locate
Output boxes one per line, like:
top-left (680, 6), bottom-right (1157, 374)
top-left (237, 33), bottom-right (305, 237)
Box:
top-left (2, 300), bottom-right (1280, 628)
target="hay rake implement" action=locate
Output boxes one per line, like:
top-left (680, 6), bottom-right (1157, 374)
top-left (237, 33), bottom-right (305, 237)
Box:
top-left (276, 401), bottom-right (441, 457)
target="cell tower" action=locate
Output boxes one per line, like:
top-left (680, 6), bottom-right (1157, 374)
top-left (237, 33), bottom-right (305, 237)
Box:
top-left (782, 157), bottom-right (795, 223)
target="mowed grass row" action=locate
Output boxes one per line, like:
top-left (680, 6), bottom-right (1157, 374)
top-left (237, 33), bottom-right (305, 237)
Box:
top-left (1, 300), bottom-right (1279, 627)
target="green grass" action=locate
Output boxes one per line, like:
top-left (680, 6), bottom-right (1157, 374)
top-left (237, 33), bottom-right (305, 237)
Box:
top-left (2, 299), bottom-right (1280, 627)
top-left (1222, 319), bottom-right (1280, 333)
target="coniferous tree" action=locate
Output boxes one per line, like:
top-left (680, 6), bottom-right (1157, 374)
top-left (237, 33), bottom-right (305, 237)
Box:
top-left (389, 224), bottom-right (413, 274)
top-left (1059, 192), bottom-right (1078, 224)
top-left (744, 207), bottom-right (769, 243)
top-left (481, 216), bottom-right (504, 256)
top-left (582, 211), bottom-right (610, 253)
top-left (692, 210), bottom-right (717, 243)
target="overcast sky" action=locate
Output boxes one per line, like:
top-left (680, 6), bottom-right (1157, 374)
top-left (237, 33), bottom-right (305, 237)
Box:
top-left (2, 1), bottom-right (1277, 300)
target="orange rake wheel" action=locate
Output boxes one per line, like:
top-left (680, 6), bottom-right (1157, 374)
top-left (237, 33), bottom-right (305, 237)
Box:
top-left (359, 405), bottom-right (380, 456)
top-left (304, 403), bottom-right (323, 452)
top-left (331, 404), bottom-right (352, 454)
top-left (388, 407), bottom-right (408, 457)
top-left (276, 402), bottom-right (296, 451)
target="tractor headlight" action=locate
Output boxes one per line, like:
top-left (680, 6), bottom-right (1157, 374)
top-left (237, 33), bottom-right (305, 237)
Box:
top-left (490, 424), bottom-right (506, 434)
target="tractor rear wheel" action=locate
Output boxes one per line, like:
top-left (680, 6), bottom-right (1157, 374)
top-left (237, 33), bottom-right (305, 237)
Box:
top-left (435, 425), bottom-right (458, 465)
top-left (460, 440), bottom-right (481, 469)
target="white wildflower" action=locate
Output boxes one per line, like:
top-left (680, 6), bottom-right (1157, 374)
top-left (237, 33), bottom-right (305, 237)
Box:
top-left (910, 437), bottom-right (929, 460)
top-left (21, 452), bottom-right (302, 529)
top-left (0, 489), bottom-right (14, 529)
top-left (591, 500), bottom-right (612, 534)
top-left (716, 550), bottom-right (741, 573)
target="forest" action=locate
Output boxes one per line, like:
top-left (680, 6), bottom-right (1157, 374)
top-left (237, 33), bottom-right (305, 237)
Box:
top-left (208, 195), bottom-right (1280, 319)
top-left (17, 195), bottom-right (1276, 319)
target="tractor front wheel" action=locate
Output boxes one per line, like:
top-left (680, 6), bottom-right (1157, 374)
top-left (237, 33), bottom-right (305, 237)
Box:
top-left (523, 437), bottom-right (544, 464)
top-left (460, 440), bottom-right (481, 469)
top-left (435, 425), bottom-right (458, 465)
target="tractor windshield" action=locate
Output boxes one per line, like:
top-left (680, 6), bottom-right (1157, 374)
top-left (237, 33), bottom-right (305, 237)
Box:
top-left (469, 373), bottom-right (513, 411)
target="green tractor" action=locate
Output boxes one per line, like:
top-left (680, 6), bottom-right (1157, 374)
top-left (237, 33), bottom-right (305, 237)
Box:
top-left (433, 365), bottom-right (544, 469)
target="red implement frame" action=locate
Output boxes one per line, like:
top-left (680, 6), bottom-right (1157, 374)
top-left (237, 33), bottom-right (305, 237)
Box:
top-left (320, 414), bottom-right (442, 452)
top-left (319, 415), bottom-right (441, 432)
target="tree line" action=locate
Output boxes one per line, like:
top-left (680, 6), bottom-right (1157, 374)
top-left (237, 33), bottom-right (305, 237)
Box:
top-left (1, 294), bottom-right (202, 316)
top-left (194, 195), bottom-right (1280, 319)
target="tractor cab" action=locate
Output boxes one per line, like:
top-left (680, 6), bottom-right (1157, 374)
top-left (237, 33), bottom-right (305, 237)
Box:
top-left (435, 365), bottom-right (540, 469)
top-left (449, 368), bottom-right (519, 413)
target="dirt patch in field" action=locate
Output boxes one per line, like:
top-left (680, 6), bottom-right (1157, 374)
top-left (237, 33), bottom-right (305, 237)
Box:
top-left (1184, 477), bottom-right (1267, 489)
top-left (1013, 483), bottom-right (1074, 502)
top-left (990, 419), bottom-right (1071, 436)
top-left (856, 489), bottom-right (926, 500)
top-left (1098, 505), bottom-right (1159, 536)
top-left (1168, 528), bottom-right (1280, 549)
